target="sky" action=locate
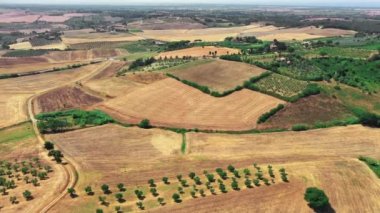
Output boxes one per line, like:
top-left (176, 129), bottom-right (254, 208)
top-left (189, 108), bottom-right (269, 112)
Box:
top-left (1, 0), bottom-right (380, 7)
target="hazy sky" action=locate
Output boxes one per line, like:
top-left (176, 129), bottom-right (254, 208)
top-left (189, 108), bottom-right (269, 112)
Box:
top-left (2, 0), bottom-right (380, 7)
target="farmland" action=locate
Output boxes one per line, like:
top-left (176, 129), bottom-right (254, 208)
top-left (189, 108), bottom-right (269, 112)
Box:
top-left (157, 46), bottom-right (240, 58)
top-left (0, 4), bottom-right (379, 213)
top-left (44, 124), bottom-right (380, 212)
top-left (168, 59), bottom-right (266, 92)
top-left (253, 73), bottom-right (309, 99)
top-left (134, 25), bottom-right (355, 42)
top-left (0, 62), bottom-right (111, 128)
top-left (98, 78), bottom-right (284, 130)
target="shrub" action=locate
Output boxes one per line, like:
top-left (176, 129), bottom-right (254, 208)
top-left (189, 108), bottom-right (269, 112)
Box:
top-left (359, 156), bottom-right (380, 177)
top-left (304, 187), bottom-right (330, 209)
top-left (292, 124), bottom-right (309, 131)
top-left (352, 107), bottom-right (380, 127)
top-left (220, 54), bottom-right (242, 62)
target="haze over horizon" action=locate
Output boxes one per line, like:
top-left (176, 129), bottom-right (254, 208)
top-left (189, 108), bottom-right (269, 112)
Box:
top-left (1, 0), bottom-right (380, 8)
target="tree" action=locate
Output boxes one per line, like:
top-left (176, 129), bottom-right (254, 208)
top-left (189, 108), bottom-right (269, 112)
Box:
top-left (9, 196), bottom-right (17, 204)
top-left (304, 187), bottom-right (330, 210)
top-left (115, 206), bottom-right (122, 213)
top-left (199, 189), bottom-right (205, 197)
top-left (23, 190), bottom-right (32, 200)
top-left (231, 179), bottom-right (239, 191)
top-left (188, 172), bottom-right (196, 179)
top-left (206, 173), bottom-right (215, 182)
top-left (178, 187), bottom-right (184, 194)
top-left (253, 179), bottom-right (260, 186)
top-left (190, 190), bottom-right (196, 198)
top-left (150, 187), bottom-right (159, 197)
top-left (115, 193), bottom-right (124, 203)
top-left (162, 177), bottom-right (169, 184)
top-left (180, 179), bottom-right (188, 187)
top-left (31, 178), bottom-right (39, 187)
top-left (101, 184), bottom-right (110, 194)
top-left (44, 141), bottom-right (54, 150)
top-left (194, 176), bottom-right (202, 185)
top-left (219, 183), bottom-right (227, 193)
top-left (148, 179), bottom-right (156, 187)
top-left (67, 188), bottom-right (76, 198)
top-left (136, 201), bottom-right (144, 210)
top-left (157, 197), bottom-right (165, 205)
top-left (1, 187), bottom-right (6, 195)
top-left (172, 193), bottom-right (181, 203)
top-left (233, 170), bottom-right (240, 178)
top-left (227, 165), bottom-right (235, 173)
top-left (117, 183), bottom-right (125, 192)
top-left (245, 179), bottom-right (252, 188)
top-left (96, 209), bottom-right (103, 213)
top-left (85, 186), bottom-right (93, 195)
top-left (134, 189), bottom-right (144, 200)
top-left (138, 119), bottom-right (151, 129)
top-left (98, 196), bottom-right (107, 205)
top-left (243, 168), bottom-right (251, 177)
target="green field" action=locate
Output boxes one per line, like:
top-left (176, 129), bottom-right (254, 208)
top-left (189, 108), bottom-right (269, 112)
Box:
top-left (0, 122), bottom-right (35, 145)
top-left (122, 40), bottom-right (164, 53)
top-left (303, 47), bottom-right (375, 59)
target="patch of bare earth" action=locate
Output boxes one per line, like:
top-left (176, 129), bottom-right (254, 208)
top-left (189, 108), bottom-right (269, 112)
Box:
top-left (258, 94), bottom-right (353, 129)
top-left (33, 86), bottom-right (103, 114)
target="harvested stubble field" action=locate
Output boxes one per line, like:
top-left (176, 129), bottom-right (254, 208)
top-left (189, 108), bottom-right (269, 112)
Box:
top-left (258, 94), bottom-right (353, 129)
top-left (33, 86), bottom-right (103, 114)
top-left (45, 49), bottom-right (121, 62)
top-left (128, 17), bottom-right (207, 30)
top-left (168, 59), bottom-right (266, 91)
top-left (46, 124), bottom-right (380, 212)
top-left (10, 41), bottom-right (68, 50)
top-left (0, 62), bottom-right (110, 128)
top-left (98, 78), bottom-right (284, 130)
top-left (84, 66), bottom-right (166, 98)
top-left (134, 24), bottom-right (355, 42)
top-left (158, 46), bottom-right (240, 59)
top-left (0, 49), bottom-right (119, 75)
top-left (0, 122), bottom-right (67, 213)
top-left (61, 32), bottom-right (143, 45)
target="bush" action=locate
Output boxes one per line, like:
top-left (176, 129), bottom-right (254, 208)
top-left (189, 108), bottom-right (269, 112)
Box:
top-left (138, 119), bottom-right (151, 129)
top-left (351, 107), bottom-right (380, 127)
top-left (220, 54), bottom-right (242, 62)
top-left (359, 156), bottom-right (380, 177)
top-left (292, 124), bottom-right (309, 131)
top-left (304, 187), bottom-right (330, 209)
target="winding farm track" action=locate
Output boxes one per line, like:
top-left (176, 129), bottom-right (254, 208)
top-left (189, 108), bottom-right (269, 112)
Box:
top-left (25, 60), bottom-right (112, 213)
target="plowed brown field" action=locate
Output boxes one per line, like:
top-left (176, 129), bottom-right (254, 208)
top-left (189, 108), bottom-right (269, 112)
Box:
top-left (169, 59), bottom-right (266, 91)
top-left (34, 86), bottom-right (103, 114)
